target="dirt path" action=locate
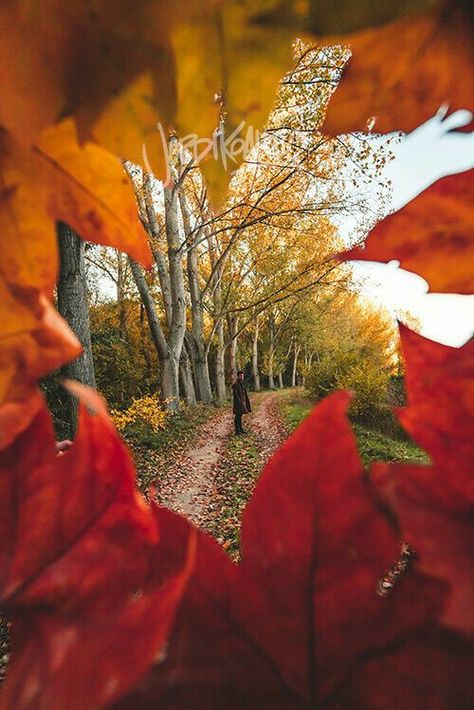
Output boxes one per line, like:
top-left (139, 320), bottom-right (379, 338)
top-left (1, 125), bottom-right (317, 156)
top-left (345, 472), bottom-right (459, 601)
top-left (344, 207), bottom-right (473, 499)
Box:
top-left (156, 408), bottom-right (233, 526)
top-left (249, 391), bottom-right (288, 464)
top-left (155, 390), bottom-right (287, 529)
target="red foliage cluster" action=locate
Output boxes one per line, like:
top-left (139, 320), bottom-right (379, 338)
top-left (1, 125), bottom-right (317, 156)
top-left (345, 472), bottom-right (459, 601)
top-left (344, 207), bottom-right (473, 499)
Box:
top-left (0, 385), bottom-right (194, 709)
top-left (0, 331), bottom-right (472, 708)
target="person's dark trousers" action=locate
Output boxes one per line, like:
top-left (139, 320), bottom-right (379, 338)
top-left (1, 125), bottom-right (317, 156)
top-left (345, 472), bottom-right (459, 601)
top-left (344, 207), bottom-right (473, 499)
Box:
top-left (234, 413), bottom-right (244, 434)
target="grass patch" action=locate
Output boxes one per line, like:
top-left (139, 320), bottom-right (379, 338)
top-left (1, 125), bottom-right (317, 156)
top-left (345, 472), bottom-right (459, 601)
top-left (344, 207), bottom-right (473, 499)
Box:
top-left (279, 390), bottom-right (427, 468)
top-left (353, 424), bottom-right (428, 467)
top-left (282, 401), bottom-right (312, 430)
top-left (279, 389), bottom-right (313, 430)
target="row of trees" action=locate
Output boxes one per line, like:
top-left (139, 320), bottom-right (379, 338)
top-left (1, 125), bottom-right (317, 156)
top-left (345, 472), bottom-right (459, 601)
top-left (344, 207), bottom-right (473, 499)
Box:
top-left (53, 43), bottom-right (393, 427)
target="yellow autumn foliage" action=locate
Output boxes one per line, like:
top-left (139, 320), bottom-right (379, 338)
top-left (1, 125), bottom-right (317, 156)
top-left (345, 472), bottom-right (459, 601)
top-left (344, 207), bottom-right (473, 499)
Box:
top-left (111, 396), bottom-right (167, 434)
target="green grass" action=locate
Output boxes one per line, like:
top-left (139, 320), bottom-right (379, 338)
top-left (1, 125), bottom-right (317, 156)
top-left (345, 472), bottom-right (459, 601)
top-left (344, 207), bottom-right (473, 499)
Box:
top-left (352, 424), bottom-right (428, 467)
top-left (283, 401), bottom-right (313, 430)
top-left (279, 393), bottom-right (428, 468)
top-left (279, 389), bottom-right (312, 430)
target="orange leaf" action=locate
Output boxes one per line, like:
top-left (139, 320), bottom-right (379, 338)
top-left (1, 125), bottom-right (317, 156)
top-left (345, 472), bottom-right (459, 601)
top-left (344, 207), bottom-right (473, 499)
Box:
top-left (0, 296), bottom-right (80, 450)
top-left (344, 172), bottom-right (474, 294)
top-left (0, 1), bottom-right (213, 148)
top-left (322, 7), bottom-right (472, 136)
top-left (320, 4), bottom-right (474, 293)
top-left (0, 122), bottom-right (151, 441)
top-left (37, 119), bottom-right (151, 265)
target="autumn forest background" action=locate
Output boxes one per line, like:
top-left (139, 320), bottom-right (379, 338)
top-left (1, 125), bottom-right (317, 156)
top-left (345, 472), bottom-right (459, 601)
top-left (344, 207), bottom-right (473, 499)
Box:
top-left (0, 0), bottom-right (472, 708)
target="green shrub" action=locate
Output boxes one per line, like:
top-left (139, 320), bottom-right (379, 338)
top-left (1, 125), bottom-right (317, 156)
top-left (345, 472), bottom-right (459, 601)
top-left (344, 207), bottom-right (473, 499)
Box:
top-left (306, 353), bottom-right (392, 426)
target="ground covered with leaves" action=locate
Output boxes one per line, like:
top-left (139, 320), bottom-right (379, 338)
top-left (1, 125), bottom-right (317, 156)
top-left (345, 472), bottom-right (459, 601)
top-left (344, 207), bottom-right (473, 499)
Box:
top-left (130, 402), bottom-right (219, 494)
top-left (129, 388), bottom-right (426, 563)
top-left (129, 391), bottom-right (288, 558)
top-left (0, 618), bottom-right (10, 684)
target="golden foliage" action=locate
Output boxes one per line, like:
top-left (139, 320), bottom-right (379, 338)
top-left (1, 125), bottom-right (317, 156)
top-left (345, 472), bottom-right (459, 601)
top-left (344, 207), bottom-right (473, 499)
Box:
top-left (111, 395), bottom-right (167, 433)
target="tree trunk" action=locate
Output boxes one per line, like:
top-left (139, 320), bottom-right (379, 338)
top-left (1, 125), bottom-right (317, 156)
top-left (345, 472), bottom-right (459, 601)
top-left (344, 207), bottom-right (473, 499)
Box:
top-left (228, 314), bottom-right (239, 383)
top-left (252, 317), bottom-right (261, 391)
top-left (140, 303), bottom-right (152, 379)
top-left (278, 372), bottom-right (284, 389)
top-left (180, 192), bottom-right (214, 403)
top-left (125, 164), bottom-right (185, 413)
top-left (291, 343), bottom-right (301, 387)
top-left (268, 315), bottom-right (275, 389)
top-left (128, 258), bottom-right (167, 362)
top-left (179, 345), bottom-right (196, 405)
top-left (116, 249), bottom-right (128, 342)
top-left (143, 174), bottom-right (173, 326)
top-left (162, 356), bottom-right (180, 410)
top-left (236, 342), bottom-right (242, 373)
top-left (215, 317), bottom-right (227, 402)
top-left (128, 257), bottom-right (181, 407)
top-left (164, 184), bottom-right (187, 412)
top-left (56, 222), bottom-right (96, 435)
top-left (193, 347), bottom-right (213, 402)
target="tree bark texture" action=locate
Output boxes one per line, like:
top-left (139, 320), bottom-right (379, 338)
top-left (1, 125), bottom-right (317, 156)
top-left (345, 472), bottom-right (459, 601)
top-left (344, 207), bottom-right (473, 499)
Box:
top-left (180, 191), bottom-right (213, 403)
top-left (292, 343), bottom-right (301, 387)
top-left (56, 222), bottom-right (96, 434)
top-left (252, 317), bottom-right (261, 391)
top-left (179, 344), bottom-right (197, 405)
top-left (268, 314), bottom-right (275, 389)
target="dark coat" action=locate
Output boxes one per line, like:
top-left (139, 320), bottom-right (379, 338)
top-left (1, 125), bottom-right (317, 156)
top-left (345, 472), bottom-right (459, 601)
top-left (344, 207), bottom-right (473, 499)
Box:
top-left (232, 380), bottom-right (251, 415)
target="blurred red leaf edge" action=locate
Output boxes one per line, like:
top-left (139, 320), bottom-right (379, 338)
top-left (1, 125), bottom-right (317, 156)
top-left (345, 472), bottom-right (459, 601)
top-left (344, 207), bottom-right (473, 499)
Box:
top-left (0, 384), bottom-right (196, 710)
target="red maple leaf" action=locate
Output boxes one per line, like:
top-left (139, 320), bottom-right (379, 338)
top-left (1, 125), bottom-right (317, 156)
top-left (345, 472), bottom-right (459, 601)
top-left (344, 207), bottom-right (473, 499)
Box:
top-left (373, 327), bottom-right (474, 637)
top-left (115, 392), bottom-right (447, 708)
top-left (0, 384), bottom-right (194, 710)
top-left (343, 172), bottom-right (474, 295)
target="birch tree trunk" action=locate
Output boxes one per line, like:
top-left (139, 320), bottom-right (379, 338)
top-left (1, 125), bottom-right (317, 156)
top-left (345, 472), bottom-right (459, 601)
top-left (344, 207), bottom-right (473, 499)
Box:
top-left (163, 184), bottom-right (187, 412)
top-left (252, 317), bottom-right (261, 391)
top-left (116, 249), bottom-right (128, 341)
top-left (212, 259), bottom-right (227, 402)
top-left (128, 257), bottom-right (179, 407)
top-left (291, 343), bottom-right (301, 387)
top-left (228, 314), bottom-right (239, 383)
top-left (139, 303), bottom-right (152, 379)
top-left (179, 344), bottom-right (196, 405)
top-left (143, 173), bottom-right (173, 326)
top-left (268, 315), bottom-right (275, 389)
top-left (302, 351), bottom-right (314, 387)
top-left (56, 222), bottom-right (96, 434)
top-left (125, 163), bottom-right (186, 412)
top-left (278, 372), bottom-right (284, 389)
top-left (215, 316), bottom-right (227, 402)
top-left (180, 191), bottom-right (213, 403)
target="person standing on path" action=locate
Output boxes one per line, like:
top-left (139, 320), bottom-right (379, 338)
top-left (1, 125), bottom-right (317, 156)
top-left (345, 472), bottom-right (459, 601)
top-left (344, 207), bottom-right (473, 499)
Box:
top-left (232, 370), bottom-right (251, 435)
